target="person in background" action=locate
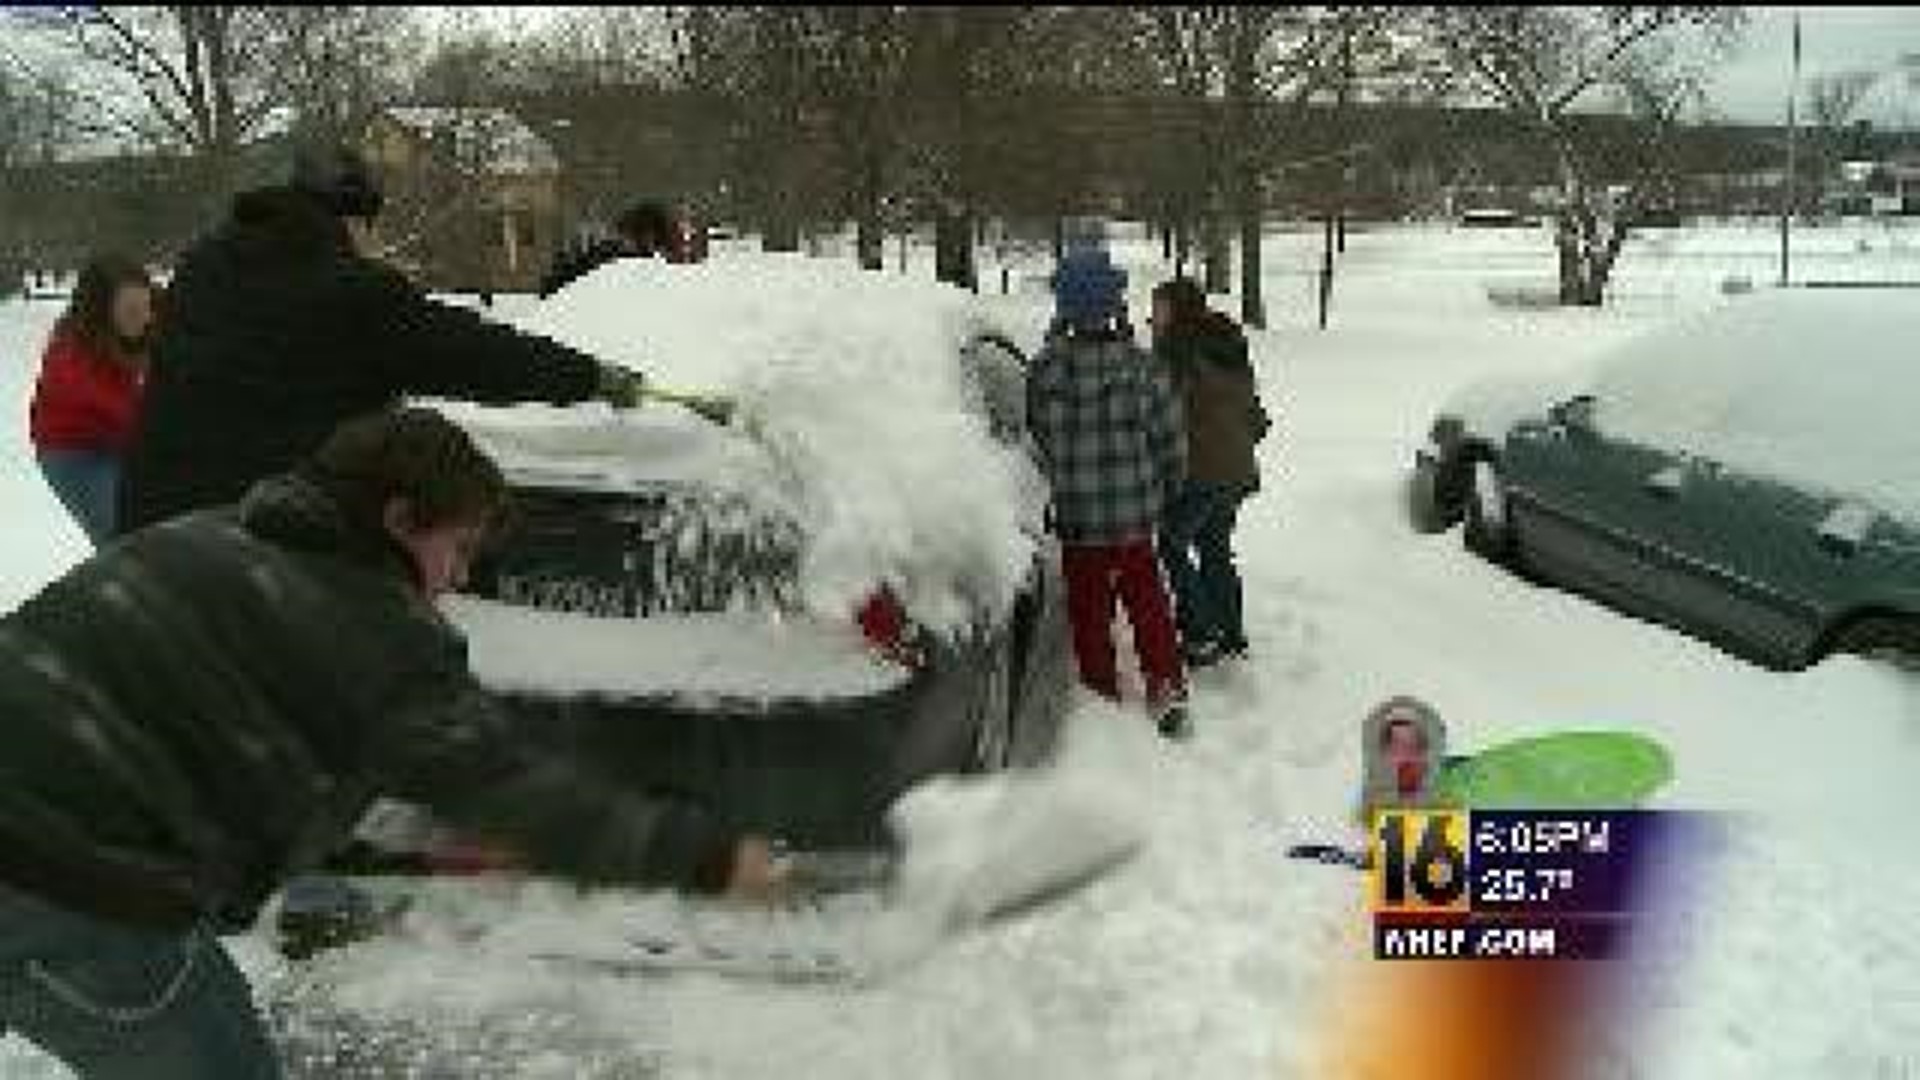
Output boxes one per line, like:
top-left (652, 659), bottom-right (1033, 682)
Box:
top-left (1149, 277), bottom-right (1270, 667)
top-left (1027, 249), bottom-right (1192, 740)
top-left (28, 255), bottom-right (156, 546)
top-left (117, 143), bottom-right (650, 537)
top-left (537, 198), bottom-right (687, 299)
top-left (0, 407), bottom-right (786, 1079)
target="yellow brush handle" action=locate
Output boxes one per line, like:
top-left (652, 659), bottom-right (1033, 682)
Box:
top-left (640, 385), bottom-right (736, 425)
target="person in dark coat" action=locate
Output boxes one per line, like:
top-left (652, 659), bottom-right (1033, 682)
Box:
top-left (1150, 277), bottom-right (1270, 667)
top-left (1027, 250), bottom-right (1191, 740)
top-left (0, 406), bottom-right (785, 1078)
top-left (117, 144), bottom-right (650, 537)
top-left (536, 199), bottom-right (679, 299)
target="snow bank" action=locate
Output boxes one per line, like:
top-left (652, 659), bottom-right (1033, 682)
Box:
top-left (460, 256), bottom-right (1040, 635)
top-left (441, 594), bottom-right (909, 704)
top-left (1590, 288), bottom-right (1920, 521)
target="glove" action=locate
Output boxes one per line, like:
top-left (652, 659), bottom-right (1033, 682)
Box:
top-left (597, 363), bottom-right (649, 410)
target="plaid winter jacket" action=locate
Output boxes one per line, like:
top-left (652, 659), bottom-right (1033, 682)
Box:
top-left (1027, 330), bottom-right (1188, 544)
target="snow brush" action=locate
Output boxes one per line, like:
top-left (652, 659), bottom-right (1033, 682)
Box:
top-left (640, 384), bottom-right (738, 427)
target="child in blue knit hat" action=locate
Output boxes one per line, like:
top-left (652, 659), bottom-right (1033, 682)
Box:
top-left (1027, 250), bottom-right (1192, 739)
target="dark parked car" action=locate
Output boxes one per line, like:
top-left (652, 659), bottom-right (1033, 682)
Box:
top-left (1408, 287), bottom-right (1920, 671)
top-left (376, 273), bottom-right (1073, 863)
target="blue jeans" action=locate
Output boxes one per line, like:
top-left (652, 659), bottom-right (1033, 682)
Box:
top-left (36, 450), bottom-right (120, 547)
top-left (1159, 482), bottom-right (1250, 650)
top-left (0, 886), bottom-right (280, 1078)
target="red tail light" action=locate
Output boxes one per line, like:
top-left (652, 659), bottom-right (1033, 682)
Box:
top-left (858, 587), bottom-right (926, 670)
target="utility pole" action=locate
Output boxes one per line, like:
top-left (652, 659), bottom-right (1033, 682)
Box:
top-left (1780, 11), bottom-right (1801, 287)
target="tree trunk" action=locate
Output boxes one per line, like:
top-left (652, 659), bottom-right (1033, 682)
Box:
top-left (1202, 209), bottom-right (1231, 295)
top-left (1554, 143), bottom-right (1593, 306)
top-left (1555, 210), bottom-right (1585, 306)
top-left (1228, 9), bottom-right (1263, 328)
top-left (856, 161), bottom-right (884, 271)
top-left (934, 205), bottom-right (975, 291)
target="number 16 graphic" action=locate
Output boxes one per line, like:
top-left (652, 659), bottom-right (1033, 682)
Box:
top-left (1374, 811), bottom-right (1469, 912)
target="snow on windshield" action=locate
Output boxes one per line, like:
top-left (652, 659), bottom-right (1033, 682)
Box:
top-left (431, 256), bottom-right (1040, 636)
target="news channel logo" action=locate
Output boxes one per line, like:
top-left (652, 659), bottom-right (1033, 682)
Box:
top-left (1366, 808), bottom-right (1727, 962)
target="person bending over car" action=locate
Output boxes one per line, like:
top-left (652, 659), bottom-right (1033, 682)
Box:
top-left (117, 143), bottom-right (651, 537)
top-left (0, 406), bottom-right (783, 1079)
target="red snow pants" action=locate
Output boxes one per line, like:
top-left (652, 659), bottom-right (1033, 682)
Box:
top-left (1061, 538), bottom-right (1185, 707)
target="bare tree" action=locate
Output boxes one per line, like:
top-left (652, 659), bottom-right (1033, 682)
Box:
top-left (806, 7), bottom-right (913, 271)
top-left (1424, 7), bottom-right (1747, 306)
top-left (271, 6), bottom-right (421, 147)
top-left (14, 6), bottom-right (420, 208)
top-left (1804, 70), bottom-right (1879, 208)
top-left (671, 7), bottom-right (826, 252)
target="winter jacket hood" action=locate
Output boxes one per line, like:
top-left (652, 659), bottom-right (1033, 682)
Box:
top-left (238, 470), bottom-right (420, 591)
top-left (1354, 695), bottom-right (1450, 825)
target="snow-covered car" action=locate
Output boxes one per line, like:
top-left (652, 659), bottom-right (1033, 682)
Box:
top-left (1408, 287), bottom-right (1920, 670)
top-left (418, 258), bottom-right (1071, 854)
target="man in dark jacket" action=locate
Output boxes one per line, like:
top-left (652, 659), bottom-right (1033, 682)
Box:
top-left (1149, 277), bottom-right (1270, 667)
top-left (1028, 250), bottom-right (1191, 739)
top-left (537, 199), bottom-right (679, 299)
top-left (0, 407), bottom-right (782, 1078)
top-left (117, 144), bottom-right (650, 536)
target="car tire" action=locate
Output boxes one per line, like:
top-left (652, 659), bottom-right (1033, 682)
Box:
top-left (1463, 458), bottom-right (1514, 562)
top-left (1407, 455), bottom-right (1454, 535)
top-left (1829, 616), bottom-right (1920, 672)
top-left (965, 635), bottom-right (1016, 773)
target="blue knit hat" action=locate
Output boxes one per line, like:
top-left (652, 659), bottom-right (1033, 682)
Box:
top-left (1053, 249), bottom-right (1128, 331)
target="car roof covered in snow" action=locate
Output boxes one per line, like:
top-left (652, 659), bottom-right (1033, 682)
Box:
top-left (1587, 286), bottom-right (1920, 520)
top-left (423, 255), bottom-right (1039, 637)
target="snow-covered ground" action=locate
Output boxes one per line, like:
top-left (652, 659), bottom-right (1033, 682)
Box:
top-left (4, 222), bottom-right (1918, 1078)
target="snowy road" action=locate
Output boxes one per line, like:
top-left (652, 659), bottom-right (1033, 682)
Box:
top-left (4, 223), bottom-right (1917, 1078)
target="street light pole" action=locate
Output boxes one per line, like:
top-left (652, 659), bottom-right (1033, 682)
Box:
top-left (1780, 11), bottom-right (1801, 287)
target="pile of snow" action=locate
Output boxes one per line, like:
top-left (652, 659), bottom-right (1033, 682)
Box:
top-left (441, 595), bottom-right (910, 704)
top-left (457, 256), bottom-right (1040, 635)
top-left (1589, 287), bottom-right (1920, 521)
top-left (1440, 287), bottom-right (1920, 523)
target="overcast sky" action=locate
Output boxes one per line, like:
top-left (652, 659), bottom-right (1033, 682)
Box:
top-left (1704, 7), bottom-right (1920, 126)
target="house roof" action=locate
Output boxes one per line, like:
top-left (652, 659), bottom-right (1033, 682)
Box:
top-left (380, 106), bottom-right (560, 176)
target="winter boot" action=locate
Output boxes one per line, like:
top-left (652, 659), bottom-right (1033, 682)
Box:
top-left (1154, 689), bottom-right (1193, 742)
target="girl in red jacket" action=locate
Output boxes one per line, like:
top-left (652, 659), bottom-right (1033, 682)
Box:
top-left (28, 255), bottom-right (154, 546)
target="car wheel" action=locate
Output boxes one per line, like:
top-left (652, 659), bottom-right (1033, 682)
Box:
top-left (1406, 455), bottom-right (1454, 535)
top-left (1463, 458), bottom-right (1514, 562)
top-left (966, 635), bottom-right (1016, 773)
top-left (1830, 616), bottom-right (1920, 672)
